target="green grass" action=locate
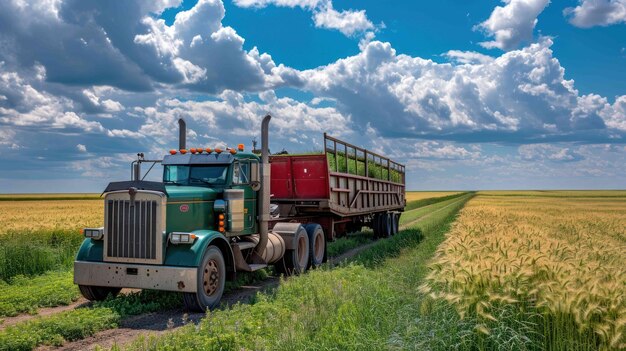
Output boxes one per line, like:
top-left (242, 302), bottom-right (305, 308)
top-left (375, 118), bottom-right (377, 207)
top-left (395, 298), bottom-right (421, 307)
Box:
top-left (0, 271), bottom-right (79, 317)
top-left (400, 194), bottom-right (471, 226)
top-left (404, 191), bottom-right (469, 211)
top-left (0, 290), bottom-right (182, 351)
top-left (327, 152), bottom-right (403, 183)
top-left (326, 230), bottom-right (373, 257)
top-left (116, 194), bottom-right (474, 351)
top-left (0, 229), bottom-right (85, 281)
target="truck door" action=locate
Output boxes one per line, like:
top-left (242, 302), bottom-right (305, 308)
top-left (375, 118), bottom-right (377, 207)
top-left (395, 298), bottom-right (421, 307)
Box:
top-left (232, 160), bottom-right (256, 233)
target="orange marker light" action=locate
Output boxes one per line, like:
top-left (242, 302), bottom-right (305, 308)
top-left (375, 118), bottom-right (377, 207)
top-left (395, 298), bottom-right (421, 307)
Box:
top-left (218, 214), bottom-right (225, 220)
top-left (196, 148), bottom-right (203, 154)
top-left (237, 144), bottom-right (244, 151)
top-left (215, 148), bottom-right (222, 154)
top-left (169, 149), bottom-right (177, 155)
top-left (205, 148), bottom-right (212, 153)
top-left (190, 148), bottom-right (197, 154)
top-left (229, 149), bottom-right (237, 155)
top-left (219, 227), bottom-right (225, 232)
top-left (219, 220), bottom-right (225, 227)
top-left (180, 149), bottom-right (188, 154)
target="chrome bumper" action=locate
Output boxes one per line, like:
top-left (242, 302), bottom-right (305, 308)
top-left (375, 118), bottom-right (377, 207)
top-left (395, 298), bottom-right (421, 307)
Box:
top-left (74, 261), bottom-right (197, 293)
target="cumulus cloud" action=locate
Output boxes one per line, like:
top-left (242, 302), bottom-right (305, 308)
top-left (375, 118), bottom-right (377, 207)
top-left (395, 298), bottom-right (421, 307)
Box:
top-left (135, 90), bottom-right (351, 148)
top-left (477, 0), bottom-right (551, 51)
top-left (293, 38), bottom-right (625, 142)
top-left (518, 144), bottom-right (584, 162)
top-left (76, 144), bottom-right (87, 152)
top-left (564, 0), bottom-right (626, 27)
top-left (233, 0), bottom-right (376, 37)
top-left (0, 0), bottom-right (281, 94)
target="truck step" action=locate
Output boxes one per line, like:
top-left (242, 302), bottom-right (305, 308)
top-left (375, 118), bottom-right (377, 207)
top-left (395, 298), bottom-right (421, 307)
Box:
top-left (232, 241), bottom-right (256, 251)
top-left (248, 264), bottom-right (268, 272)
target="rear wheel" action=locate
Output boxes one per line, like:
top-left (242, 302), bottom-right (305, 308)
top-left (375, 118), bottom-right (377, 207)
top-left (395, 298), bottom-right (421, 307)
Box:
top-left (391, 213), bottom-right (400, 236)
top-left (381, 212), bottom-right (392, 238)
top-left (304, 224), bottom-right (326, 269)
top-left (78, 285), bottom-right (121, 301)
top-left (183, 246), bottom-right (226, 312)
top-left (372, 214), bottom-right (382, 239)
top-left (276, 226), bottom-right (309, 275)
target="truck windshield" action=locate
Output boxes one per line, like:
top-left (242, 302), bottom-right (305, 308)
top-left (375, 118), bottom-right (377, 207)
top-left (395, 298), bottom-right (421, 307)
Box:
top-left (163, 165), bottom-right (229, 186)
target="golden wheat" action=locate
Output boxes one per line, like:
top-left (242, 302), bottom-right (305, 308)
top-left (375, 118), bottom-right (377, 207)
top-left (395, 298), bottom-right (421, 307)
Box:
top-left (422, 192), bottom-right (626, 349)
top-left (0, 200), bottom-right (103, 234)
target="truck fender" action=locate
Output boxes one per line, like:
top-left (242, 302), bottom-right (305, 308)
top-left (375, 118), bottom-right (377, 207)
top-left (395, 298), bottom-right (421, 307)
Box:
top-left (163, 230), bottom-right (235, 278)
top-left (271, 222), bottom-right (307, 250)
top-left (75, 238), bottom-right (104, 262)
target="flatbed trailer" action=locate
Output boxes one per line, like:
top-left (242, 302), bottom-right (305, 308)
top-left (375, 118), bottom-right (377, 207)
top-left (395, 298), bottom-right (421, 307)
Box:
top-left (270, 134), bottom-right (406, 240)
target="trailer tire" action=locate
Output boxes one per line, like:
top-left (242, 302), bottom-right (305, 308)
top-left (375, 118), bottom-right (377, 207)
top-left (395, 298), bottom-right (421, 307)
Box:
top-left (183, 245), bottom-right (226, 312)
top-left (276, 226), bottom-right (309, 276)
top-left (391, 213), bottom-right (400, 236)
top-left (78, 285), bottom-right (121, 301)
top-left (372, 214), bottom-right (382, 239)
top-left (381, 212), bottom-right (392, 238)
top-left (304, 224), bottom-right (325, 269)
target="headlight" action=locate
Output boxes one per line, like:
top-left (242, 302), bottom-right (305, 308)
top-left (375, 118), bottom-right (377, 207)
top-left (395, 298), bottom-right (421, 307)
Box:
top-left (83, 227), bottom-right (104, 240)
top-left (169, 232), bottom-right (197, 245)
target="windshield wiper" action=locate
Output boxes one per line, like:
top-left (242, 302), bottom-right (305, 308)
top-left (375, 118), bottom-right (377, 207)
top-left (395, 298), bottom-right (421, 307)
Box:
top-left (190, 177), bottom-right (212, 185)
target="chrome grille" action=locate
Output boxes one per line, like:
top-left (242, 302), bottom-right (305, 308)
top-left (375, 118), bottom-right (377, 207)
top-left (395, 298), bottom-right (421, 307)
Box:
top-left (104, 191), bottom-right (164, 264)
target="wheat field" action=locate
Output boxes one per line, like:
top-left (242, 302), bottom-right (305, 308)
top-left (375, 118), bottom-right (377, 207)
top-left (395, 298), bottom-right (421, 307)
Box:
top-left (421, 193), bottom-right (626, 349)
top-left (0, 200), bottom-right (103, 234)
top-left (406, 191), bottom-right (461, 202)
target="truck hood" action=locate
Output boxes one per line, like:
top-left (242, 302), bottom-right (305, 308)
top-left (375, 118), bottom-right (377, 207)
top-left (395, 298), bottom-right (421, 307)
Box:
top-left (165, 186), bottom-right (221, 202)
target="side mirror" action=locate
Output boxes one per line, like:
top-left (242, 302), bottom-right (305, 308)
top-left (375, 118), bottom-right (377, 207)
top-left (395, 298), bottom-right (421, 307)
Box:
top-left (250, 162), bottom-right (261, 191)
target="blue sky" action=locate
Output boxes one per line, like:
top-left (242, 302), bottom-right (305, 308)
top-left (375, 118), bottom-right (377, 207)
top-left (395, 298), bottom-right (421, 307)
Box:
top-left (0, 0), bottom-right (625, 192)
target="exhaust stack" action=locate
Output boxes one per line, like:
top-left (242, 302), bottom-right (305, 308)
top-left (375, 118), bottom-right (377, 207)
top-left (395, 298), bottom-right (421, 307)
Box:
top-left (254, 115), bottom-right (271, 260)
top-left (178, 119), bottom-right (186, 150)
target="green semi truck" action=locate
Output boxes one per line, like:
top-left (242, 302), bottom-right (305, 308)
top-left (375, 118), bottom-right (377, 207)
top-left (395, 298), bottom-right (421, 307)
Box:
top-left (74, 115), bottom-right (406, 311)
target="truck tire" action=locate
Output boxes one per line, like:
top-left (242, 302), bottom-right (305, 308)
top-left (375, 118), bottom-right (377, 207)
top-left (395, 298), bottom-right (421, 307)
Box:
top-left (78, 285), bottom-right (121, 301)
top-left (391, 213), bottom-right (399, 236)
top-left (304, 224), bottom-right (325, 269)
top-left (372, 214), bottom-right (382, 239)
top-left (381, 212), bottom-right (392, 238)
top-left (275, 226), bottom-right (309, 276)
top-left (183, 245), bottom-right (226, 312)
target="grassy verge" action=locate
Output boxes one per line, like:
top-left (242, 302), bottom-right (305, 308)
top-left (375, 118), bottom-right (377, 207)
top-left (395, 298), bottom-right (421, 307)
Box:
top-left (400, 193), bottom-right (471, 226)
top-left (0, 229), bottom-right (84, 281)
top-left (116, 195), bottom-right (473, 350)
top-left (326, 230), bottom-right (373, 257)
top-left (0, 271), bottom-right (79, 317)
top-left (404, 191), bottom-right (469, 211)
top-left (0, 290), bottom-right (182, 351)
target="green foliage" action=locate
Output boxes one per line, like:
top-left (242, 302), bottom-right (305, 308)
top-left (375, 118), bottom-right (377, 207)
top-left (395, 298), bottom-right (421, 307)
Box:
top-left (0, 290), bottom-right (182, 350)
top-left (0, 229), bottom-right (84, 281)
top-left (0, 270), bottom-right (79, 317)
top-left (326, 230), bottom-right (373, 257)
top-left (0, 308), bottom-right (118, 351)
top-left (404, 191), bottom-right (470, 212)
top-left (326, 152), bottom-right (403, 183)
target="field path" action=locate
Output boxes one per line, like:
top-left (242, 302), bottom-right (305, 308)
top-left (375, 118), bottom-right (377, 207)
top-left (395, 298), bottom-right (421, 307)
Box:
top-left (29, 195), bottom-right (472, 351)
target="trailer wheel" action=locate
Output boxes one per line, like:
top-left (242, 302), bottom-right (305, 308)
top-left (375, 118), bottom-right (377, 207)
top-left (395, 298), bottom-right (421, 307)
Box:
top-left (372, 214), bottom-right (382, 239)
top-left (381, 213), bottom-right (392, 238)
top-left (183, 245), bottom-right (226, 312)
top-left (78, 285), bottom-right (121, 301)
top-left (391, 213), bottom-right (400, 236)
top-left (276, 226), bottom-right (309, 275)
top-left (304, 224), bottom-right (326, 269)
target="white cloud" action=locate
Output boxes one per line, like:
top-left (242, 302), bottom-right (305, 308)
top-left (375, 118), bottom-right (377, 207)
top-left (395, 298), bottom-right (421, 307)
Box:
top-left (293, 38), bottom-right (624, 142)
top-left (444, 50), bottom-right (495, 65)
top-left (233, 0), bottom-right (375, 37)
top-left (312, 2), bottom-right (375, 36)
top-left (564, 0), bottom-right (626, 27)
top-left (76, 144), bottom-right (87, 152)
top-left (518, 144), bottom-right (584, 162)
top-left (477, 0), bottom-right (551, 51)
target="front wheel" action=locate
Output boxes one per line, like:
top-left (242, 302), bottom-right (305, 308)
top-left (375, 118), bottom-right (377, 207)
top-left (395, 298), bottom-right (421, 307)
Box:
top-left (78, 285), bottom-right (121, 301)
top-left (183, 246), bottom-right (226, 312)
